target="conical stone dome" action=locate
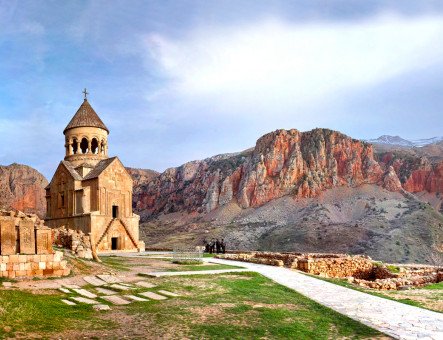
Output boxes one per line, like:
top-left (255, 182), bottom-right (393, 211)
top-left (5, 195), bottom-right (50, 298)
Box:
top-left (64, 99), bottom-right (109, 134)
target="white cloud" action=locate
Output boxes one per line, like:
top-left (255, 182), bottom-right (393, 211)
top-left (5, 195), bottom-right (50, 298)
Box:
top-left (144, 14), bottom-right (443, 112)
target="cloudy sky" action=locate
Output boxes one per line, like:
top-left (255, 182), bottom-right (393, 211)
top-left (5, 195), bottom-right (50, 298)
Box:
top-left (1, 0), bottom-right (443, 178)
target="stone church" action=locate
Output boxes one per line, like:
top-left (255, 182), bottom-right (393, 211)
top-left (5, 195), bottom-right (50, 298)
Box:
top-left (45, 92), bottom-right (143, 253)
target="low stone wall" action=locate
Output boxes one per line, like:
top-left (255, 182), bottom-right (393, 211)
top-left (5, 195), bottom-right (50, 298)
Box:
top-left (297, 256), bottom-right (374, 279)
top-left (217, 252), bottom-right (374, 279)
top-left (217, 252), bottom-right (443, 290)
top-left (0, 251), bottom-right (70, 278)
top-left (351, 272), bottom-right (442, 290)
top-left (0, 210), bottom-right (70, 279)
top-left (219, 253), bottom-right (284, 267)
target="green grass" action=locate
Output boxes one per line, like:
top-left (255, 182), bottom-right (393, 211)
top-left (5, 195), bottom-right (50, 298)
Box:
top-left (125, 272), bottom-right (383, 339)
top-left (423, 282), bottom-right (443, 290)
top-left (100, 256), bottom-right (132, 271)
top-left (166, 263), bottom-right (244, 272)
top-left (172, 259), bottom-right (203, 265)
top-left (0, 289), bottom-right (114, 338)
top-left (386, 265), bottom-right (400, 273)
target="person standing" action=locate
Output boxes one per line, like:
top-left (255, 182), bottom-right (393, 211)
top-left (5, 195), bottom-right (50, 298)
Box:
top-left (221, 239), bottom-right (226, 254)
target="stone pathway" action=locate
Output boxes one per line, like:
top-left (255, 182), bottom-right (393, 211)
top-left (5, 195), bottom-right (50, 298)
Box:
top-left (140, 268), bottom-right (249, 277)
top-left (134, 281), bottom-right (156, 288)
top-left (207, 258), bottom-right (443, 340)
top-left (139, 291), bottom-right (168, 300)
top-left (70, 297), bottom-right (99, 305)
top-left (83, 276), bottom-right (107, 286)
top-left (95, 287), bottom-right (118, 295)
top-left (58, 274), bottom-right (178, 309)
top-left (158, 290), bottom-right (180, 297)
top-left (101, 295), bottom-right (131, 305)
top-left (73, 288), bottom-right (97, 299)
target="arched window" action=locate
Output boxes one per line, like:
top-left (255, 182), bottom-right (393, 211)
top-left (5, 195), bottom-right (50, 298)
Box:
top-left (91, 138), bottom-right (99, 154)
top-left (80, 138), bottom-right (88, 154)
top-left (72, 138), bottom-right (78, 154)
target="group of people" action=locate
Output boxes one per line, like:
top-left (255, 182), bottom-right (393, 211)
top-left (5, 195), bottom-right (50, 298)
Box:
top-left (204, 238), bottom-right (226, 254)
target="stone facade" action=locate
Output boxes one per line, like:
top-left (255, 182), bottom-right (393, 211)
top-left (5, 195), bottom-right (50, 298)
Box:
top-left (45, 97), bottom-right (143, 253)
top-left (0, 210), bottom-right (69, 278)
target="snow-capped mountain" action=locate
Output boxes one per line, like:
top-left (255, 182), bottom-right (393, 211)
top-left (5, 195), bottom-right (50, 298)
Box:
top-left (366, 135), bottom-right (443, 147)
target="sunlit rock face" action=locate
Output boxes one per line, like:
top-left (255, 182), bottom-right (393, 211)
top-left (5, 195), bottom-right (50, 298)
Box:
top-left (0, 163), bottom-right (48, 218)
top-left (133, 128), bottom-right (390, 218)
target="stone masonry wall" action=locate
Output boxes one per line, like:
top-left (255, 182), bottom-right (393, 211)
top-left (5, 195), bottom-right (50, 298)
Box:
top-left (0, 210), bottom-right (70, 279)
top-left (0, 251), bottom-right (69, 278)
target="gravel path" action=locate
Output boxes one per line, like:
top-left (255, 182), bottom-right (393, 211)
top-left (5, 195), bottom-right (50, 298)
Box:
top-left (207, 258), bottom-right (443, 340)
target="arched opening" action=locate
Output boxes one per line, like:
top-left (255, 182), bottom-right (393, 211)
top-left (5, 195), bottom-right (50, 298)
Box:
top-left (91, 138), bottom-right (99, 154)
top-left (72, 138), bottom-right (78, 154)
top-left (80, 138), bottom-right (88, 154)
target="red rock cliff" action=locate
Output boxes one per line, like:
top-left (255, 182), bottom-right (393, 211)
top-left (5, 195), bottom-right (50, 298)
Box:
top-left (134, 129), bottom-right (385, 219)
top-left (0, 163), bottom-right (48, 218)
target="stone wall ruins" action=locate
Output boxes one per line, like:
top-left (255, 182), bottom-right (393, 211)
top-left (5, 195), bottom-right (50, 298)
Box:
top-left (218, 252), bottom-right (375, 279)
top-left (0, 210), bottom-right (70, 278)
top-left (217, 252), bottom-right (443, 290)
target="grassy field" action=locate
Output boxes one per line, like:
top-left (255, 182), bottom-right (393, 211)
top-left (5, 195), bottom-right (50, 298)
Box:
top-left (308, 274), bottom-right (443, 313)
top-left (0, 256), bottom-right (386, 339)
top-left (121, 272), bottom-right (384, 339)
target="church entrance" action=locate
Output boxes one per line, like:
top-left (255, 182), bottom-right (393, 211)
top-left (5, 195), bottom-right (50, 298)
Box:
top-left (112, 205), bottom-right (119, 218)
top-left (111, 237), bottom-right (119, 250)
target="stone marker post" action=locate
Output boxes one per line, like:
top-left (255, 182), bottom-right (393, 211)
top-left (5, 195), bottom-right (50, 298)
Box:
top-left (19, 219), bottom-right (36, 254)
top-left (36, 227), bottom-right (53, 254)
top-left (0, 219), bottom-right (17, 255)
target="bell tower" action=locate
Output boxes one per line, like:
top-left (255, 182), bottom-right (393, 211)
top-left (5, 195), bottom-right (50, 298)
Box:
top-left (63, 89), bottom-right (109, 168)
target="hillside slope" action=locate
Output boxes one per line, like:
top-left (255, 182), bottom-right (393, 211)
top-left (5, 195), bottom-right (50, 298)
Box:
top-left (136, 128), bottom-right (443, 264)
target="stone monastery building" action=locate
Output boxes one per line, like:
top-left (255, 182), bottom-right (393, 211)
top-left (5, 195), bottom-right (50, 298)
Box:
top-left (45, 92), bottom-right (143, 252)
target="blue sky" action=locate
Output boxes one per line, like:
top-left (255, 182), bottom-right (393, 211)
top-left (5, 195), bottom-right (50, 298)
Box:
top-left (1, 0), bottom-right (443, 178)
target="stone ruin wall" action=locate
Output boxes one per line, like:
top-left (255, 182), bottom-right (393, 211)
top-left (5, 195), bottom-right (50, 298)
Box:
top-left (52, 226), bottom-right (93, 259)
top-left (0, 210), bottom-right (70, 279)
top-left (219, 252), bottom-right (374, 279)
top-left (217, 252), bottom-right (443, 290)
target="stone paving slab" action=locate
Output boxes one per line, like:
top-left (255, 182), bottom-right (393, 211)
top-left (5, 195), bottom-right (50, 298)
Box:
top-left (134, 281), bottom-right (156, 288)
top-left (83, 276), bottom-right (108, 286)
top-left (73, 288), bottom-right (97, 299)
top-left (139, 268), bottom-right (250, 277)
top-left (158, 290), bottom-right (180, 297)
top-left (70, 297), bottom-right (99, 305)
top-left (93, 304), bottom-right (111, 311)
top-left (61, 299), bottom-right (76, 305)
top-left (139, 292), bottom-right (167, 300)
top-left (208, 258), bottom-right (443, 340)
top-left (101, 295), bottom-right (132, 305)
top-left (63, 284), bottom-right (80, 289)
top-left (96, 275), bottom-right (122, 284)
top-left (109, 283), bottom-right (134, 291)
top-left (59, 287), bottom-right (70, 294)
top-left (96, 287), bottom-right (118, 295)
top-left (124, 295), bottom-right (149, 302)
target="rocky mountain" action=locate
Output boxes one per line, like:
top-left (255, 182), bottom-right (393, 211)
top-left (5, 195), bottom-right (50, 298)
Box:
top-left (366, 135), bottom-right (443, 148)
top-left (0, 163), bottom-right (48, 218)
top-left (135, 128), bottom-right (443, 265)
top-left (126, 167), bottom-right (159, 188)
